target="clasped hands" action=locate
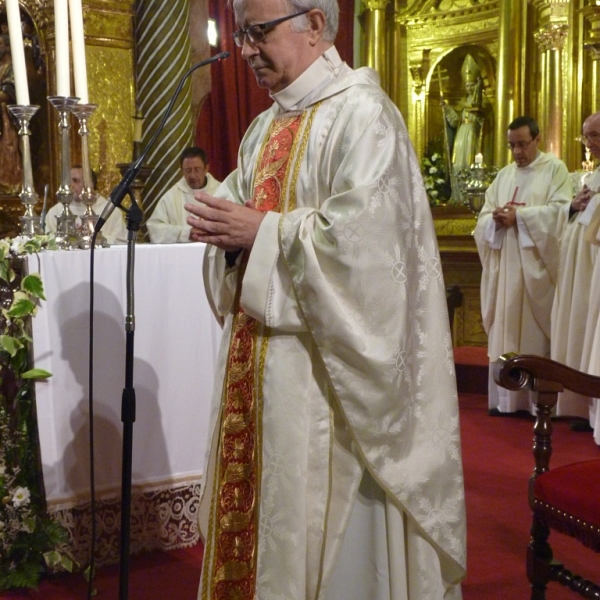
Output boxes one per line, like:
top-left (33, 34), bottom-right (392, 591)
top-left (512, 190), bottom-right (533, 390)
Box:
top-left (492, 203), bottom-right (518, 228)
top-left (571, 184), bottom-right (597, 212)
top-left (185, 192), bottom-right (265, 251)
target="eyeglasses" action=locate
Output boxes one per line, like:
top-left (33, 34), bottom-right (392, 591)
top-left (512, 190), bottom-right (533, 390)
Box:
top-left (506, 138), bottom-right (536, 151)
top-left (579, 132), bottom-right (600, 144)
top-left (232, 10), bottom-right (310, 47)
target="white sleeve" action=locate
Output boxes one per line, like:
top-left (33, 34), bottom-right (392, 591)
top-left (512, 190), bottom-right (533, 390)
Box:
top-left (240, 211), bottom-right (306, 331)
top-left (484, 217), bottom-right (506, 249)
top-left (516, 211), bottom-right (535, 248)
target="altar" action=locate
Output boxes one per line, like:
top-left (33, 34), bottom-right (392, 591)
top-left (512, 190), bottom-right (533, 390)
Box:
top-left (29, 242), bottom-right (221, 566)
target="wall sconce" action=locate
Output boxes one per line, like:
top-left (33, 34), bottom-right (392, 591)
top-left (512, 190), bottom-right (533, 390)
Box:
top-left (207, 18), bottom-right (218, 47)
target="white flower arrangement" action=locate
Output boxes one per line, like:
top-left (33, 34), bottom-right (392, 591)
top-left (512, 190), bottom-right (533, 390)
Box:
top-left (0, 233), bottom-right (75, 591)
top-left (420, 152), bottom-right (449, 206)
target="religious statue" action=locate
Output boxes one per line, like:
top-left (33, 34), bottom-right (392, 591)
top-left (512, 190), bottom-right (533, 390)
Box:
top-left (441, 53), bottom-right (493, 199)
top-left (0, 33), bottom-right (22, 195)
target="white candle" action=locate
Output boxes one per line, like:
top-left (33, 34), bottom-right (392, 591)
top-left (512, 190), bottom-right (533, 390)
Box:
top-left (5, 0), bottom-right (29, 105)
top-left (475, 153), bottom-right (483, 165)
top-left (68, 0), bottom-right (88, 103)
top-left (54, 0), bottom-right (70, 96)
top-left (133, 115), bottom-right (143, 142)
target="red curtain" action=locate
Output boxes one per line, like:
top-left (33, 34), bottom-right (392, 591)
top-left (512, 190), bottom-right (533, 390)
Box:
top-left (196, 1), bottom-right (355, 182)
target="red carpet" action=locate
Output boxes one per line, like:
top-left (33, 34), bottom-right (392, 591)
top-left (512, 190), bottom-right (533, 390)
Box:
top-left (0, 544), bottom-right (203, 600)
top-left (460, 393), bottom-right (600, 600)
top-left (1, 393), bottom-right (598, 599)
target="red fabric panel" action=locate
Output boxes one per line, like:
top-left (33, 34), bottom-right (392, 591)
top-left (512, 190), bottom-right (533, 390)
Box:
top-left (196, 1), bottom-right (356, 183)
top-left (534, 460), bottom-right (600, 528)
top-left (453, 345), bottom-right (488, 367)
top-left (195, 0), bottom-right (272, 183)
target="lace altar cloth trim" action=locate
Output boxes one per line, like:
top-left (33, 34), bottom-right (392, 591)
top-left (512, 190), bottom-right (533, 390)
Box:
top-left (48, 481), bottom-right (201, 568)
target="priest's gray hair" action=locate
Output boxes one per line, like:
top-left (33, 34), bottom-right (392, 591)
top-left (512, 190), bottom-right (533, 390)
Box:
top-left (230, 0), bottom-right (339, 42)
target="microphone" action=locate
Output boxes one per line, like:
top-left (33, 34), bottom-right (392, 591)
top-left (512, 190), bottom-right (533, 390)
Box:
top-left (95, 51), bottom-right (230, 233)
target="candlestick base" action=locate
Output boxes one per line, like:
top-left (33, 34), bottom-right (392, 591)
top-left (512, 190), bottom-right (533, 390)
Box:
top-left (7, 104), bottom-right (42, 238)
top-left (49, 96), bottom-right (83, 249)
top-left (53, 211), bottom-right (80, 250)
top-left (72, 103), bottom-right (109, 249)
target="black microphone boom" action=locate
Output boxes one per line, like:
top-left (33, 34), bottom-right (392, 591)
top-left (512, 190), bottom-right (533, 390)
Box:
top-left (95, 51), bottom-right (230, 233)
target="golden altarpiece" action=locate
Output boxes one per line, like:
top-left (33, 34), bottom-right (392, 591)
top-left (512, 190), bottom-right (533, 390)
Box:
top-left (361, 0), bottom-right (600, 347)
top-left (2, 0), bottom-right (599, 348)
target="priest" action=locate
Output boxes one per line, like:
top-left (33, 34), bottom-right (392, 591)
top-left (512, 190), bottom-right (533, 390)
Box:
top-left (474, 116), bottom-right (571, 414)
top-left (576, 112), bottom-right (600, 443)
top-left (186, 0), bottom-right (466, 598)
top-left (146, 146), bottom-right (221, 244)
top-left (552, 112), bottom-right (600, 430)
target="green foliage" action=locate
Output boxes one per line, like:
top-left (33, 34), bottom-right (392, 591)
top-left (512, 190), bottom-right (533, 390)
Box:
top-left (0, 234), bottom-right (75, 592)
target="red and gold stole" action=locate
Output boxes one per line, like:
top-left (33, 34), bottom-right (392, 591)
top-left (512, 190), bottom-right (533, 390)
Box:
top-left (202, 106), bottom-right (320, 600)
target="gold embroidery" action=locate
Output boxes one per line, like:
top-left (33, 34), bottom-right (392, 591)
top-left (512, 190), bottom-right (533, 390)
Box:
top-left (220, 511), bottom-right (251, 532)
top-left (204, 106), bottom-right (321, 600)
top-left (284, 102), bottom-right (323, 213)
top-left (215, 561), bottom-right (251, 582)
top-left (223, 413), bottom-right (249, 434)
top-left (223, 463), bottom-right (252, 483)
top-left (315, 399), bottom-right (335, 598)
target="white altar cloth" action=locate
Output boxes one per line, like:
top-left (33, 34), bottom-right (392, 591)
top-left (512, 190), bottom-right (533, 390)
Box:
top-left (29, 243), bottom-right (220, 506)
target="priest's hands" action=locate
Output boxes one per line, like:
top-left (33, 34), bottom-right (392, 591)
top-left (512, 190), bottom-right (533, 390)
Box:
top-left (572, 184), bottom-right (596, 212)
top-left (186, 193), bottom-right (265, 251)
top-left (492, 203), bottom-right (517, 228)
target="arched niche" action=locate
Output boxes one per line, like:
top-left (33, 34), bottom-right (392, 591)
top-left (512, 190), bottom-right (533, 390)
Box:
top-left (0, 0), bottom-right (50, 237)
top-left (424, 44), bottom-right (497, 172)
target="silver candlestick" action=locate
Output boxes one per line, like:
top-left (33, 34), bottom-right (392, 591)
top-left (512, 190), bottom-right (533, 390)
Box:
top-left (7, 104), bottom-right (42, 237)
top-left (48, 96), bottom-right (80, 250)
top-left (72, 103), bottom-right (108, 249)
top-left (457, 161), bottom-right (499, 217)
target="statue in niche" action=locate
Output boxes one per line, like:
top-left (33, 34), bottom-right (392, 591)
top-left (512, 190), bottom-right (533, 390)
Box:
top-left (0, 31), bottom-right (22, 195)
top-left (441, 53), bottom-right (494, 193)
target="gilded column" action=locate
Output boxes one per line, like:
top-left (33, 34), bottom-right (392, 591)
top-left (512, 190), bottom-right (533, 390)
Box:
top-left (390, 2), bottom-right (407, 114)
top-left (362, 0), bottom-right (390, 90)
top-left (583, 2), bottom-right (600, 113)
top-left (494, 0), bottom-right (524, 167)
top-left (533, 1), bottom-right (569, 159)
top-left (408, 55), bottom-right (428, 159)
top-left (136, 0), bottom-right (193, 217)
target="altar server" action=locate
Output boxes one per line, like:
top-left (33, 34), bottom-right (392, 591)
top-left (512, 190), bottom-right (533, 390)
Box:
top-left (474, 116), bottom-right (571, 415)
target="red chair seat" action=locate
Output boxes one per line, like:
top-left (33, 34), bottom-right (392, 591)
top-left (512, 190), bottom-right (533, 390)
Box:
top-left (534, 459), bottom-right (600, 540)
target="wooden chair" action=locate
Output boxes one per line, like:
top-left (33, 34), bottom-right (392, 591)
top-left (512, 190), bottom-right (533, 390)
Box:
top-left (493, 353), bottom-right (600, 600)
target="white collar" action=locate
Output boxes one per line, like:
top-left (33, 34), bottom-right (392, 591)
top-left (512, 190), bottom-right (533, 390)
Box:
top-left (271, 46), bottom-right (343, 112)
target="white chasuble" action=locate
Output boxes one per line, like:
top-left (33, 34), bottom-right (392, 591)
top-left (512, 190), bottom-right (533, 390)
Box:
top-left (552, 171), bottom-right (600, 419)
top-left (198, 47), bottom-right (466, 600)
top-left (474, 152), bottom-right (570, 412)
top-left (577, 169), bottom-right (600, 443)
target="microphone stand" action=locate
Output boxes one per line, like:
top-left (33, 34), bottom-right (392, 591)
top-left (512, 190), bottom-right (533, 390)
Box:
top-left (119, 197), bottom-right (143, 600)
top-left (91, 51), bottom-right (230, 600)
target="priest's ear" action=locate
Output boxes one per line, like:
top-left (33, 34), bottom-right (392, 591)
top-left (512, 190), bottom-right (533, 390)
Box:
top-left (306, 9), bottom-right (326, 46)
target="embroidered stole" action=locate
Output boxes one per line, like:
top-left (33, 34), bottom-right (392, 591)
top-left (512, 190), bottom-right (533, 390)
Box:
top-left (202, 106), bottom-right (319, 600)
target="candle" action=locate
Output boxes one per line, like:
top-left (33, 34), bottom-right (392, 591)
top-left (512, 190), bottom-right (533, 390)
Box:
top-left (54, 0), bottom-right (70, 96)
top-left (5, 0), bottom-right (29, 105)
top-left (133, 113), bottom-right (144, 143)
top-left (68, 0), bottom-right (88, 103)
top-left (475, 153), bottom-right (483, 165)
